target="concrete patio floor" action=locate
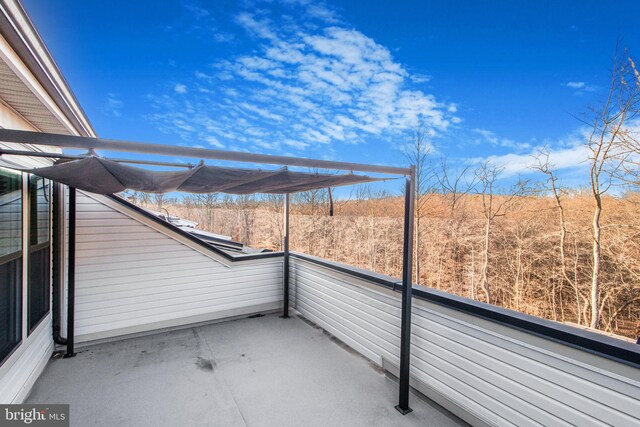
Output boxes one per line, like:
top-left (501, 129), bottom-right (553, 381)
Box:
top-left (27, 313), bottom-right (463, 427)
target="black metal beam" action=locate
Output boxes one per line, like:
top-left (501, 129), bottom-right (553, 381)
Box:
top-left (396, 166), bottom-right (415, 415)
top-left (0, 129), bottom-right (410, 175)
top-left (64, 187), bottom-right (76, 358)
top-left (282, 194), bottom-right (290, 318)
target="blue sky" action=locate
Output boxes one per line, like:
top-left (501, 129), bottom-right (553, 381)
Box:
top-left (22, 0), bottom-right (640, 191)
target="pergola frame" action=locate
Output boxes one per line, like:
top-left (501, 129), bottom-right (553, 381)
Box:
top-left (0, 128), bottom-right (416, 415)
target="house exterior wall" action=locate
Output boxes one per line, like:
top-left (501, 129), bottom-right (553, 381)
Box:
top-left (0, 0), bottom-right (96, 402)
top-left (0, 103), bottom-right (53, 403)
top-left (70, 191), bottom-right (284, 344)
top-left (290, 255), bottom-right (640, 427)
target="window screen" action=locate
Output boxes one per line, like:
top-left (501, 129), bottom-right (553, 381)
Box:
top-left (28, 176), bottom-right (51, 333)
top-left (0, 169), bottom-right (22, 362)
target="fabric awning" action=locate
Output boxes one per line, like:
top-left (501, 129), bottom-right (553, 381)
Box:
top-left (20, 156), bottom-right (385, 194)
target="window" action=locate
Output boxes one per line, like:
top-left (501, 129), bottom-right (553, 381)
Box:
top-left (28, 176), bottom-right (51, 333)
top-left (0, 169), bottom-right (22, 362)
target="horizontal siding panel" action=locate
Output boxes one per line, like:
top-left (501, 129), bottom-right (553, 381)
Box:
top-left (411, 306), bottom-right (640, 422)
top-left (76, 287), bottom-right (282, 321)
top-left (76, 249), bottom-right (206, 264)
top-left (295, 277), bottom-right (399, 343)
top-left (76, 239), bottom-right (183, 252)
top-left (77, 224), bottom-right (161, 233)
top-left (75, 294), bottom-right (282, 336)
top-left (76, 265), bottom-right (282, 294)
top-left (0, 319), bottom-right (53, 403)
top-left (77, 218), bottom-right (150, 227)
top-left (413, 302), bottom-right (640, 404)
top-left (294, 266), bottom-right (400, 331)
top-left (72, 192), bottom-right (283, 341)
top-left (409, 352), bottom-right (537, 427)
top-left (75, 254), bottom-right (210, 272)
top-left (76, 229), bottom-right (167, 240)
top-left (75, 236), bottom-right (172, 249)
top-left (294, 294), bottom-right (385, 366)
top-left (295, 288), bottom-right (398, 361)
top-left (291, 261), bottom-right (401, 367)
top-left (76, 277), bottom-right (282, 312)
top-left (290, 257), bottom-right (640, 427)
top-left (75, 260), bottom-right (227, 281)
top-left (411, 325), bottom-right (633, 426)
top-left (75, 203), bottom-right (115, 212)
top-left (411, 329), bottom-right (576, 426)
top-left (75, 210), bottom-right (138, 219)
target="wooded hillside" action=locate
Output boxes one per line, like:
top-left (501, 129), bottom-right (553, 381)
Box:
top-left (131, 188), bottom-right (640, 340)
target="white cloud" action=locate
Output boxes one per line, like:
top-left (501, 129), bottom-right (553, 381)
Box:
top-left (483, 144), bottom-right (589, 176)
top-left (564, 81), bottom-right (596, 94)
top-left (472, 127), bottom-right (594, 177)
top-left (284, 139), bottom-right (309, 150)
top-left (205, 135), bottom-right (225, 148)
top-left (306, 4), bottom-right (339, 23)
top-left (235, 12), bottom-right (276, 40)
top-left (410, 74), bottom-right (431, 84)
top-left (148, 1), bottom-right (454, 154)
top-left (213, 33), bottom-right (235, 43)
top-left (174, 84), bottom-right (188, 94)
top-left (105, 93), bottom-right (123, 117)
top-left (473, 128), bottom-right (531, 151)
top-left (566, 81), bottom-right (585, 89)
top-left (238, 102), bottom-right (285, 122)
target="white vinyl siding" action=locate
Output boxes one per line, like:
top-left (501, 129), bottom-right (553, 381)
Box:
top-left (72, 192), bottom-right (283, 343)
top-left (0, 102), bottom-right (54, 404)
top-left (0, 319), bottom-right (52, 403)
top-left (290, 256), bottom-right (640, 427)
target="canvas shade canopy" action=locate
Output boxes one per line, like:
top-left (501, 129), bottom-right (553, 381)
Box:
top-left (18, 156), bottom-right (386, 195)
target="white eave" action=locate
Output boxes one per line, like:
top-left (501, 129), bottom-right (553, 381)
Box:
top-left (0, 0), bottom-right (95, 137)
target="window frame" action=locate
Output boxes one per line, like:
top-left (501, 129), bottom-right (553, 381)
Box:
top-left (0, 168), bottom-right (24, 366)
top-left (27, 175), bottom-right (52, 335)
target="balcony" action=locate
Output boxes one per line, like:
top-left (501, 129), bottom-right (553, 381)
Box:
top-left (27, 313), bottom-right (461, 426)
top-left (0, 135), bottom-right (638, 426)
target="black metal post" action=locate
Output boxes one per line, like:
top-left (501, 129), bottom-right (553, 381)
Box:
top-left (64, 186), bottom-right (76, 358)
top-left (52, 183), bottom-right (67, 345)
top-left (396, 166), bottom-right (415, 415)
top-left (282, 193), bottom-right (290, 318)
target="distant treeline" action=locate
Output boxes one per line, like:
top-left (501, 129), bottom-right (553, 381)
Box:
top-left (128, 188), bottom-right (640, 340)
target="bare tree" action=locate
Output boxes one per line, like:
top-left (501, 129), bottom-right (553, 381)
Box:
top-left (265, 194), bottom-right (284, 250)
top-left (405, 126), bottom-right (436, 285)
top-left (617, 55), bottom-right (640, 185)
top-left (533, 150), bottom-right (585, 324)
top-left (196, 193), bottom-right (218, 231)
top-left (152, 193), bottom-right (165, 211)
top-left (436, 158), bottom-right (476, 290)
top-left (475, 162), bottom-right (529, 304)
top-left (585, 48), bottom-right (640, 328)
top-left (134, 192), bottom-right (151, 207)
top-left (437, 158), bottom-right (475, 217)
top-left (236, 194), bottom-right (257, 245)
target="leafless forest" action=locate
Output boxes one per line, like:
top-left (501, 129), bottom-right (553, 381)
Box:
top-left (128, 51), bottom-right (640, 340)
top-left (130, 184), bottom-right (640, 340)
